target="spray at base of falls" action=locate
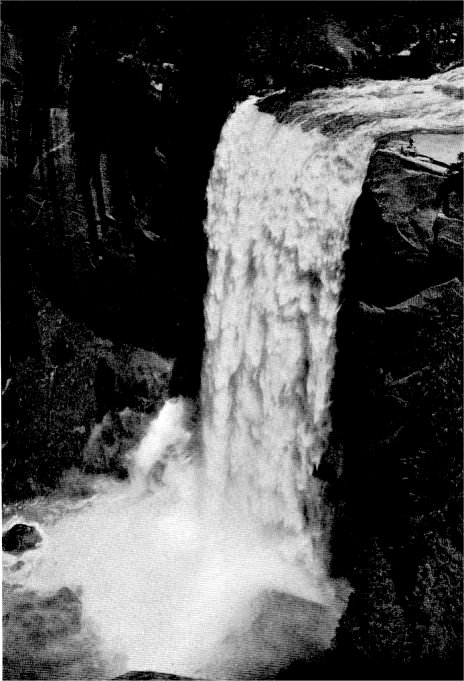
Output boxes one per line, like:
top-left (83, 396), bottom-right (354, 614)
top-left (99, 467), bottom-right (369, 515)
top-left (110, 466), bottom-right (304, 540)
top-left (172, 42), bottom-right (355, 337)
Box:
top-left (3, 67), bottom-right (463, 679)
top-left (6, 400), bottom-right (340, 679)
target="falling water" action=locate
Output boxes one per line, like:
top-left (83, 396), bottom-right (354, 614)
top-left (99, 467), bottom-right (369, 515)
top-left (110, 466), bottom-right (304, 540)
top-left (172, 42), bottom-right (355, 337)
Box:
top-left (3, 68), bottom-right (463, 680)
top-left (201, 61), bottom-right (463, 580)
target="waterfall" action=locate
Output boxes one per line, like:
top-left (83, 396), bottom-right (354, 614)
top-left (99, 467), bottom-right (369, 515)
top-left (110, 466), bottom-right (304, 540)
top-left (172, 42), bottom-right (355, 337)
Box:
top-left (201, 64), bottom-right (463, 552)
top-left (202, 100), bottom-right (368, 536)
top-left (4, 67), bottom-right (463, 680)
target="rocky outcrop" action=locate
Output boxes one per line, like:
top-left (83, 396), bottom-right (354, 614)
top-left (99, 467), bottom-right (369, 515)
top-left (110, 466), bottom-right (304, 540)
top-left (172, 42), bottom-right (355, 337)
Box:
top-left (346, 141), bottom-right (462, 307)
top-left (323, 139), bottom-right (463, 674)
top-left (329, 133), bottom-right (462, 527)
top-left (328, 139), bottom-right (462, 496)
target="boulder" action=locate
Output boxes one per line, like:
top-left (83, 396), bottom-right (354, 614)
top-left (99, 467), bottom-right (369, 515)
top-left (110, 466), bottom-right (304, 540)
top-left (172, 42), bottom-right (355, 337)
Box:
top-left (2, 523), bottom-right (42, 554)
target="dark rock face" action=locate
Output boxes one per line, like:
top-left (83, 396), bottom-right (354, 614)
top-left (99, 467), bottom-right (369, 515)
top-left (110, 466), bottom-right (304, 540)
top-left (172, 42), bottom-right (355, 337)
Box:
top-left (1, 6), bottom-right (241, 501)
top-left (346, 146), bottom-right (461, 307)
top-left (321, 136), bottom-right (463, 674)
top-left (1, 291), bottom-right (172, 502)
top-left (1, 5), bottom-right (237, 401)
top-left (432, 215), bottom-right (463, 279)
top-left (332, 137), bottom-right (463, 544)
top-left (2, 524), bottom-right (42, 554)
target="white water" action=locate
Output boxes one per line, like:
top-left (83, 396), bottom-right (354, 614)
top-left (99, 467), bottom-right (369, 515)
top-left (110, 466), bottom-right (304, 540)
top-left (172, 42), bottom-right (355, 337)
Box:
top-left (202, 65), bottom-right (463, 539)
top-left (4, 68), bottom-right (463, 679)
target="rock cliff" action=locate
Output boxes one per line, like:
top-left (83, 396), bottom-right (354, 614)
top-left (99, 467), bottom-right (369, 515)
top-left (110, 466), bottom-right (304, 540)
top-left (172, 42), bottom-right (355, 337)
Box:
top-left (320, 137), bottom-right (463, 676)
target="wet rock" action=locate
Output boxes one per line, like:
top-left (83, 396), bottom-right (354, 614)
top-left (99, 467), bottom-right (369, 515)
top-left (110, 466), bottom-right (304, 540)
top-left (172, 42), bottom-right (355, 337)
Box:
top-left (2, 523), bottom-right (42, 554)
top-left (348, 137), bottom-right (462, 307)
top-left (82, 408), bottom-right (146, 476)
top-left (385, 277), bottom-right (462, 318)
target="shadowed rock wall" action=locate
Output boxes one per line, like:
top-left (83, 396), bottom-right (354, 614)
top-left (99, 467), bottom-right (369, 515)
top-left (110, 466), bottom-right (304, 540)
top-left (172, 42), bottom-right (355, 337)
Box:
top-left (319, 138), bottom-right (463, 676)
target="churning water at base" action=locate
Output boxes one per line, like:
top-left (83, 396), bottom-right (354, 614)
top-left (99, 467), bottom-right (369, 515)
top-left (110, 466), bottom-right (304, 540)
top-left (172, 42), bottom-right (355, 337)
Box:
top-left (3, 67), bottom-right (463, 679)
